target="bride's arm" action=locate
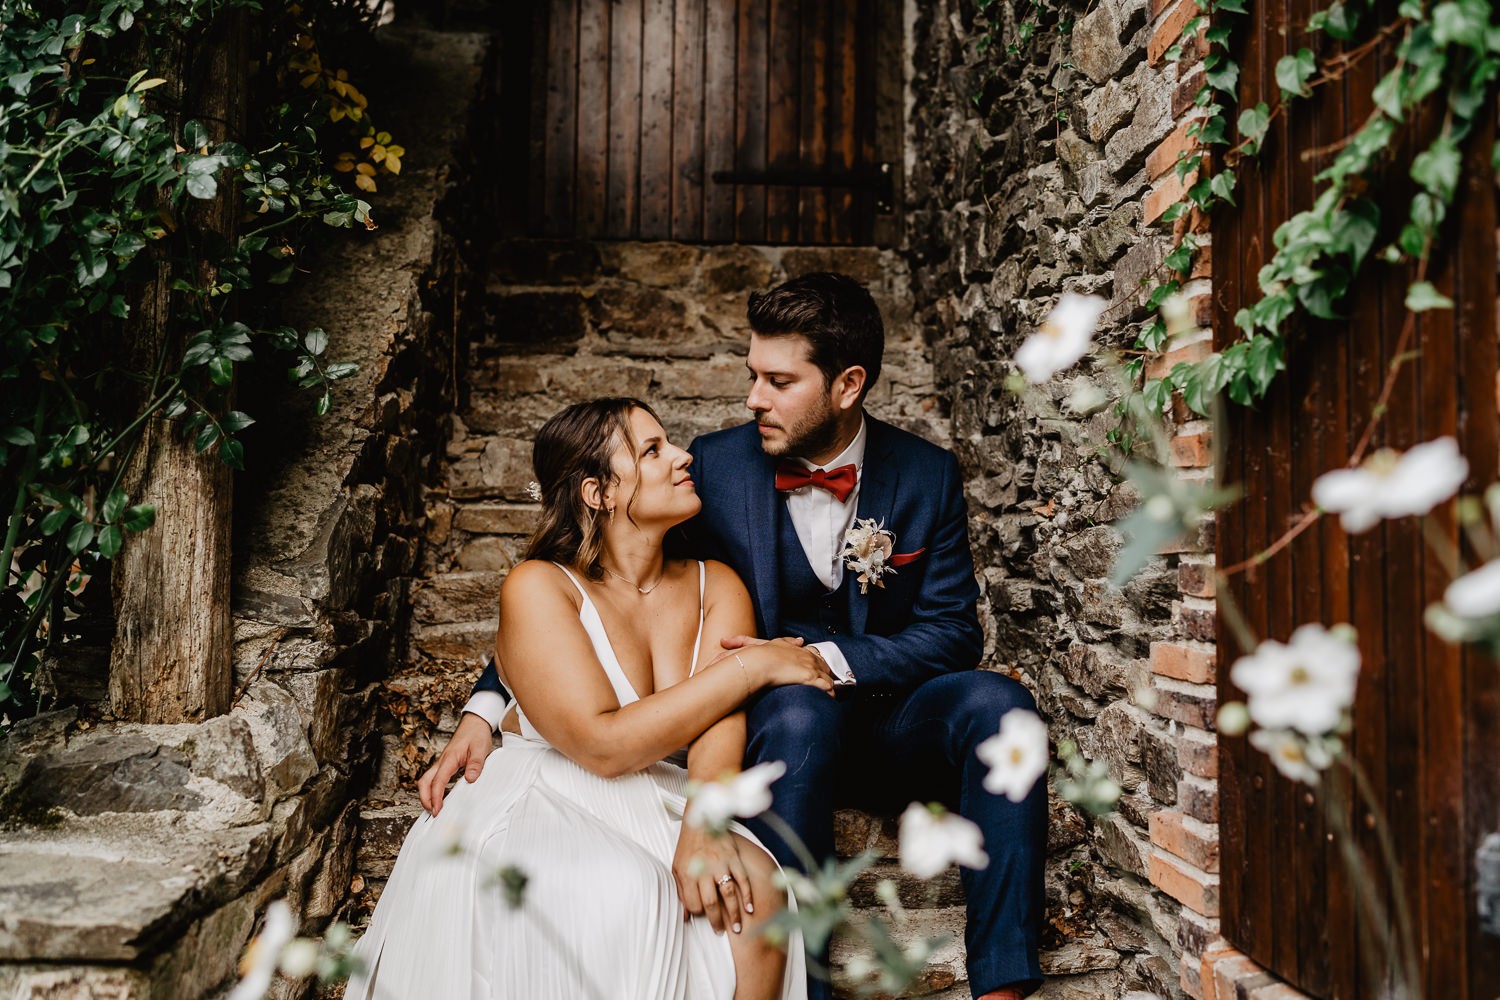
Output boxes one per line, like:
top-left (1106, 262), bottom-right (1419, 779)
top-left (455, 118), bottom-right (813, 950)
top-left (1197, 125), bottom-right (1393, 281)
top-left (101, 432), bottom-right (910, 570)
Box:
top-left (501, 561), bottom-right (832, 779)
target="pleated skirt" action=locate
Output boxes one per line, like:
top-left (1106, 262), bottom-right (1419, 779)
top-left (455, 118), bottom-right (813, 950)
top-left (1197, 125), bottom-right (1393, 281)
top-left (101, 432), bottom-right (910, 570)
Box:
top-left (349, 738), bottom-right (806, 1000)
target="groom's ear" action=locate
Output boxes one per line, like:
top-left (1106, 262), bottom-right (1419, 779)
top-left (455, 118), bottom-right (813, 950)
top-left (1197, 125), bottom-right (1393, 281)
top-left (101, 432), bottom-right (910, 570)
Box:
top-left (832, 366), bottom-right (867, 411)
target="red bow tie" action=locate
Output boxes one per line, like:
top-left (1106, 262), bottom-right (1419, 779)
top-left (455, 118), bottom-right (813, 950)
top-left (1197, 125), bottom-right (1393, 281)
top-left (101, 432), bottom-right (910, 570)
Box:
top-left (775, 462), bottom-right (858, 502)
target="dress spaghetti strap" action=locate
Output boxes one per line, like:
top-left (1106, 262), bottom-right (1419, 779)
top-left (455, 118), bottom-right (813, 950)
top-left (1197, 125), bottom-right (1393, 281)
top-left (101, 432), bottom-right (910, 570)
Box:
top-left (688, 562), bottom-right (706, 676)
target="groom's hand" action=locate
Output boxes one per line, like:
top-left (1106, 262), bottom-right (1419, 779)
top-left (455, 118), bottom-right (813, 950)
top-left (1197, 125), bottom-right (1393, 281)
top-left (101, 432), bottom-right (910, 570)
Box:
top-left (721, 634), bottom-right (837, 693)
top-left (417, 712), bottom-right (495, 816)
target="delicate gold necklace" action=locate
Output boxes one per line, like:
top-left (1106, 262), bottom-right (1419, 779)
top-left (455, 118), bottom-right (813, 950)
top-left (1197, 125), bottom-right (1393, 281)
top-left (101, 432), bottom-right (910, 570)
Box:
top-left (601, 563), bottom-right (663, 595)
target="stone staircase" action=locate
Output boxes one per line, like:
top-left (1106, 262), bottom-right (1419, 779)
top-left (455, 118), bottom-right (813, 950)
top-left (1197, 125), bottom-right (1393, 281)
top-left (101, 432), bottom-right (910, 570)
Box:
top-left (353, 238), bottom-right (980, 997)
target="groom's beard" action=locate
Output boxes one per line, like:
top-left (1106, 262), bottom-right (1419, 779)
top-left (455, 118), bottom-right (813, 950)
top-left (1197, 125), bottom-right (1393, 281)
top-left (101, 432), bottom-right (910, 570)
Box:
top-left (760, 399), bottom-right (841, 459)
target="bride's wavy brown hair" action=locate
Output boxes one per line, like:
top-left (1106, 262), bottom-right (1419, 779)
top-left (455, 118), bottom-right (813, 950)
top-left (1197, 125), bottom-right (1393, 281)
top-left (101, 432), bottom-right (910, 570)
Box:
top-left (524, 397), bottom-right (659, 580)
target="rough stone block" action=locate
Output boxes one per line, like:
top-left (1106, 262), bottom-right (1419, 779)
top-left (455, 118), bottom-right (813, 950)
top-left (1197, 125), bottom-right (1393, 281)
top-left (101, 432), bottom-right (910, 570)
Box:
top-left (488, 239), bottom-right (601, 284)
top-left (587, 284), bottom-right (691, 342)
top-left (545, 359), bottom-right (655, 399)
top-left (483, 290), bottom-right (586, 349)
top-left (1072, 3), bottom-right (1127, 84)
top-left (449, 436), bottom-right (534, 501)
top-left (1175, 908), bottom-right (1220, 957)
top-left (1040, 936), bottom-right (1122, 975)
top-left (239, 681), bottom-right (318, 802)
top-left (455, 536), bottom-right (518, 572)
top-left (411, 621), bottom-right (494, 663)
top-left (781, 247), bottom-right (889, 286)
top-left (1142, 724), bottom-right (1183, 805)
top-left (1149, 849), bottom-right (1219, 916)
top-left (18, 733), bottom-right (204, 816)
top-left (598, 241), bottom-right (702, 287)
top-left (1096, 813), bottom-right (1151, 878)
top-left (411, 570), bottom-right (506, 625)
top-left (700, 245), bottom-right (775, 295)
top-left (453, 503), bottom-right (541, 535)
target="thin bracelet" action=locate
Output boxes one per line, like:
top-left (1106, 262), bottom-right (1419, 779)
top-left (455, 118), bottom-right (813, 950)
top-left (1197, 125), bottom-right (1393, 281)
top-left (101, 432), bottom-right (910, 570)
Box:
top-left (732, 652), bottom-right (751, 697)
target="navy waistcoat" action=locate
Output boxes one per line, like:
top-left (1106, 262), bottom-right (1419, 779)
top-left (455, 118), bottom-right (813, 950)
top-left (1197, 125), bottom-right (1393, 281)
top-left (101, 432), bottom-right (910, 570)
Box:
top-left (776, 499), bottom-right (853, 640)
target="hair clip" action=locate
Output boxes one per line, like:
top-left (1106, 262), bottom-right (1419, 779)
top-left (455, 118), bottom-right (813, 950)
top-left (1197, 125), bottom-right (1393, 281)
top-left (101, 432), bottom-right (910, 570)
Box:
top-left (525, 481), bottom-right (543, 502)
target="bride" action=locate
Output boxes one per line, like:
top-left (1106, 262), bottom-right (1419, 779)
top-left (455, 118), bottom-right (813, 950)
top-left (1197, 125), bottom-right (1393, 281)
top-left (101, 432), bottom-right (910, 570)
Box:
top-left (350, 397), bottom-right (832, 1000)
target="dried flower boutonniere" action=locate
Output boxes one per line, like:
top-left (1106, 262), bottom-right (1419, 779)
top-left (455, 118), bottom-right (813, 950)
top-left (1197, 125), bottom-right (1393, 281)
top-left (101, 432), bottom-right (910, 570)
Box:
top-left (842, 517), bottom-right (896, 594)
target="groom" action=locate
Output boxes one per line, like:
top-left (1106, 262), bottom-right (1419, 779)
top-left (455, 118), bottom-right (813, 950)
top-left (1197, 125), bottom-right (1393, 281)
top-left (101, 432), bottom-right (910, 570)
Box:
top-left (429, 272), bottom-right (1045, 1000)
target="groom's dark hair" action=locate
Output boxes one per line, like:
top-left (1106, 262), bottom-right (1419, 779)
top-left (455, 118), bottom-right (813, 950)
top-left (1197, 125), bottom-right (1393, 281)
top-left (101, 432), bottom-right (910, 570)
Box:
top-left (747, 271), bottom-right (883, 402)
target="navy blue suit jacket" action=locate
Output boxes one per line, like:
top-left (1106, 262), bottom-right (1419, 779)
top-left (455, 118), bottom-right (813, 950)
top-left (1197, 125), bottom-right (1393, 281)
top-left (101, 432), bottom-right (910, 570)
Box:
top-left (683, 415), bottom-right (983, 691)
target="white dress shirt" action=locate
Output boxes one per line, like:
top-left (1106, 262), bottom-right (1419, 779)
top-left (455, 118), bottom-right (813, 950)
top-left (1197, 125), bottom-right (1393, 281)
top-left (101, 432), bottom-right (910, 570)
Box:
top-left (462, 419), bottom-right (867, 731)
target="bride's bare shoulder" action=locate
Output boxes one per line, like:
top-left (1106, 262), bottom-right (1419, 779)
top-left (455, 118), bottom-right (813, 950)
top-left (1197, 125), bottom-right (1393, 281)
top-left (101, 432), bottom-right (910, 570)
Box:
top-left (699, 559), bottom-right (751, 602)
top-left (500, 560), bottom-right (583, 605)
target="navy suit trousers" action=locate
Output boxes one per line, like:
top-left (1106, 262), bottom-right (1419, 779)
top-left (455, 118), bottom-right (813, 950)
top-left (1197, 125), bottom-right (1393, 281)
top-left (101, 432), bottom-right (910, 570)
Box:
top-left (743, 671), bottom-right (1047, 999)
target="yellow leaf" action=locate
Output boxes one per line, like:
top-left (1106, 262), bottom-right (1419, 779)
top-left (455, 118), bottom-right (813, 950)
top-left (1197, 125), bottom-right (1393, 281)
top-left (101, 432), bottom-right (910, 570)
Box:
top-left (334, 160), bottom-right (354, 172)
top-left (347, 106), bottom-right (363, 121)
top-left (354, 173), bottom-right (377, 193)
top-left (329, 106), bottom-right (346, 122)
top-left (355, 162), bottom-right (376, 175)
top-left (331, 79), bottom-right (348, 97)
top-left (336, 68), bottom-right (349, 81)
top-left (376, 131), bottom-right (392, 145)
top-left (134, 77), bottom-right (167, 92)
top-left (359, 136), bottom-right (374, 149)
top-left (300, 73), bottom-right (320, 89)
top-left (386, 145), bottom-right (406, 158)
top-left (384, 156), bottom-right (401, 175)
top-left (371, 145), bottom-right (386, 163)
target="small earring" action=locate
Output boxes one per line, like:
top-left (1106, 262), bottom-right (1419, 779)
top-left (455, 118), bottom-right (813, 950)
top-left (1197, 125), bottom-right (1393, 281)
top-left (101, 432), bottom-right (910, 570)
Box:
top-left (606, 505), bottom-right (616, 521)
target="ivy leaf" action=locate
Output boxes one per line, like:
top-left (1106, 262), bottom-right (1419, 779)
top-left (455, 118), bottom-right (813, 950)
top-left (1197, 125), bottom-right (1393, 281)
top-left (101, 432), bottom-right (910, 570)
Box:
top-left (1206, 58), bottom-right (1239, 94)
top-left (1246, 335), bottom-right (1285, 393)
top-left (1431, 1), bottom-right (1487, 47)
top-left (1411, 134), bottom-right (1461, 201)
top-left (123, 504), bottom-right (157, 532)
top-left (1237, 102), bottom-right (1270, 155)
top-left (208, 356), bottom-right (234, 386)
top-left (221, 410), bottom-right (255, 433)
top-left (304, 327), bottom-right (329, 356)
top-left (323, 362), bottom-right (359, 380)
top-left (220, 437), bottom-right (245, 469)
top-left (195, 423), bottom-right (221, 453)
top-left (1331, 199), bottom-right (1380, 269)
top-left (1143, 377), bottom-right (1173, 414)
top-left (102, 488), bottom-right (128, 523)
top-left (66, 521), bottom-right (95, 555)
top-left (98, 525), bottom-right (123, 559)
top-left (40, 507), bottom-right (71, 535)
top-left (1210, 170), bottom-right (1238, 206)
top-left (1275, 48), bottom-right (1317, 100)
top-left (1405, 281), bottom-right (1454, 312)
top-left (1372, 67), bottom-right (1406, 121)
top-left (1, 426), bottom-right (35, 447)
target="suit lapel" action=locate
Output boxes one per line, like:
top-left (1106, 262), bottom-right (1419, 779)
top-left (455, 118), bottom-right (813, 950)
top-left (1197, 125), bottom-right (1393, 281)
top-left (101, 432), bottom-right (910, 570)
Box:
top-left (850, 418), bottom-right (898, 635)
top-left (741, 445), bottom-right (781, 635)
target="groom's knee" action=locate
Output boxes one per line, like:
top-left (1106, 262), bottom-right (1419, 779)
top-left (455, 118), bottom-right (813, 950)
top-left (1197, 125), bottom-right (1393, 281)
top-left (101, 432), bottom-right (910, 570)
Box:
top-left (745, 685), bottom-right (841, 771)
top-left (920, 670), bottom-right (1039, 743)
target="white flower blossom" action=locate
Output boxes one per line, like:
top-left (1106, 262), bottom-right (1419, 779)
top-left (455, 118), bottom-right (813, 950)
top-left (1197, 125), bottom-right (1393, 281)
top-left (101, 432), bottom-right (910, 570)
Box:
top-left (1442, 558), bottom-right (1500, 619)
top-left (1249, 729), bottom-right (1334, 786)
top-left (1229, 624), bottom-right (1360, 736)
top-left (1014, 293), bottom-right (1108, 382)
top-left (976, 708), bottom-right (1049, 802)
top-left (898, 802), bottom-right (989, 879)
top-left (227, 901), bottom-right (296, 1000)
top-left (1311, 437), bottom-right (1469, 533)
top-left (686, 760), bottom-right (786, 831)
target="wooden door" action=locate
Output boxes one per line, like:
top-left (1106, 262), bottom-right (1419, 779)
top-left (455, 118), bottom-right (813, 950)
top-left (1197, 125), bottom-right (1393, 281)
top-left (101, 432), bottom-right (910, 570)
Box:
top-left (520, 0), bottom-right (885, 244)
top-left (1213, 2), bottom-right (1500, 996)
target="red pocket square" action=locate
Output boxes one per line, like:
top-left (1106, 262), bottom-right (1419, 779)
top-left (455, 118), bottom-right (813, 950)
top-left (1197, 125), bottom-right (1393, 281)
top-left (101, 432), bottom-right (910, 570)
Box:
top-left (890, 548), bottom-right (926, 567)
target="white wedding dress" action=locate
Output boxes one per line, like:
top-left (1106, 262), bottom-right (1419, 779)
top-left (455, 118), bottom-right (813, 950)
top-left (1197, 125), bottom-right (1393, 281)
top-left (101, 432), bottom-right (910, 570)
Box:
top-left (350, 562), bottom-right (807, 1000)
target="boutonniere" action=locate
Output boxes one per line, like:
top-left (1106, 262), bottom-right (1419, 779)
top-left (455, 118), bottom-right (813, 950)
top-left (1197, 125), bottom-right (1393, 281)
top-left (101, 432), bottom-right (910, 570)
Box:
top-left (842, 517), bottom-right (896, 594)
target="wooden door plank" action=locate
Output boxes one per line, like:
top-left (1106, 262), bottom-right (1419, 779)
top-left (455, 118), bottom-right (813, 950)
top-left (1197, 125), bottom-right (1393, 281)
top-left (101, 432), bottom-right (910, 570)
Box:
top-left (765, 0), bottom-right (800, 243)
top-left (639, 0), bottom-right (674, 238)
top-left (607, 0), bottom-right (643, 236)
top-left (671, 0), bottom-right (706, 240)
top-left (543, 0), bottom-right (580, 237)
top-left (734, 0), bottom-right (768, 241)
top-left (575, 0), bottom-right (612, 237)
top-left (796, 0), bottom-right (828, 243)
top-left (826, 0), bottom-right (858, 244)
top-left (703, 0), bottom-right (738, 240)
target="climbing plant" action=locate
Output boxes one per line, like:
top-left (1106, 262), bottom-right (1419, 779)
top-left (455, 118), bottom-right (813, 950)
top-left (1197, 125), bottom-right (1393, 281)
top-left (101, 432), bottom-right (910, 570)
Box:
top-left (0, 0), bottom-right (404, 716)
top-left (1133, 0), bottom-right (1500, 419)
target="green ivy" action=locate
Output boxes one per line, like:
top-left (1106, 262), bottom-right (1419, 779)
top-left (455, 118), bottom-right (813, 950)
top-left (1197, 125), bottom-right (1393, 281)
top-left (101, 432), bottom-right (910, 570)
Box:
top-left (0, 0), bottom-right (383, 713)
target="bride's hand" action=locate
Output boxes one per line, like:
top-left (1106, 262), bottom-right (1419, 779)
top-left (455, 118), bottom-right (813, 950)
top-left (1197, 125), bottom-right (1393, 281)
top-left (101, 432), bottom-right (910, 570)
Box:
top-left (720, 635), bottom-right (836, 696)
top-left (671, 823), bottom-right (754, 934)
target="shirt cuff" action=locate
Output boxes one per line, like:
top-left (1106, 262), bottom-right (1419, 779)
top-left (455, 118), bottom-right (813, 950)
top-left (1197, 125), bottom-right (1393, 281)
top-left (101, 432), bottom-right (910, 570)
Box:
top-left (811, 641), bottom-right (856, 686)
top-left (462, 691), bottom-right (507, 732)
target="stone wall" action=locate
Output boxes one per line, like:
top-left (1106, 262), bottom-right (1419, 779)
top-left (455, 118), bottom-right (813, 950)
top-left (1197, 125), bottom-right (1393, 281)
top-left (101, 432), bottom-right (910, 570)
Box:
top-left (0, 25), bottom-right (486, 999)
top-left (903, 1), bottom-right (1222, 996)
